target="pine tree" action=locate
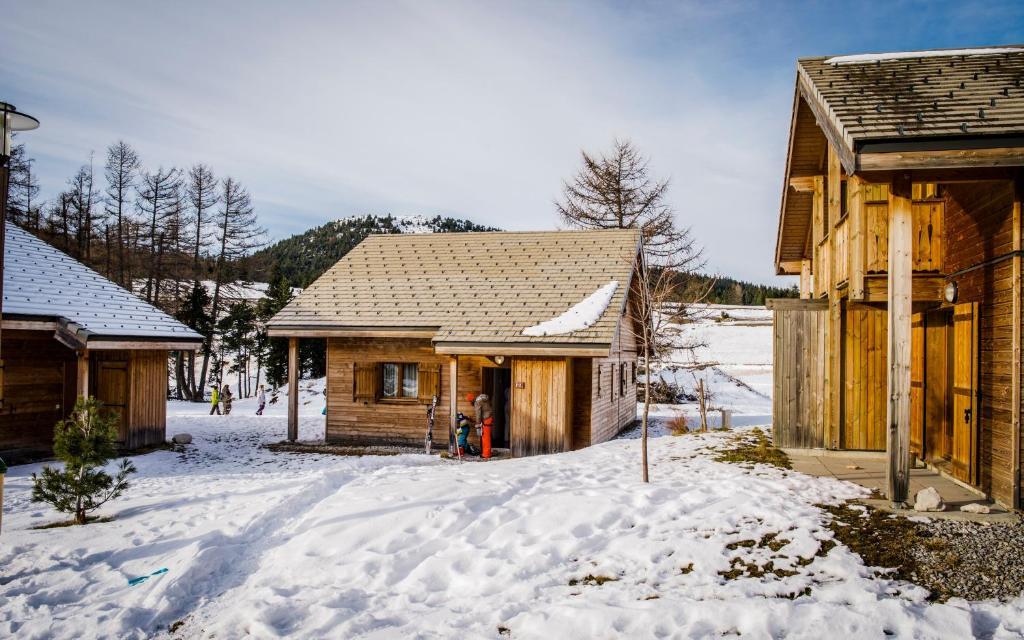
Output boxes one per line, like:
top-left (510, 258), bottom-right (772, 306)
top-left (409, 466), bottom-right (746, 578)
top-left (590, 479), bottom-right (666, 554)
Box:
top-left (6, 143), bottom-right (42, 228)
top-left (31, 398), bottom-right (136, 525)
top-left (257, 274), bottom-right (295, 389)
top-left (175, 282), bottom-right (214, 400)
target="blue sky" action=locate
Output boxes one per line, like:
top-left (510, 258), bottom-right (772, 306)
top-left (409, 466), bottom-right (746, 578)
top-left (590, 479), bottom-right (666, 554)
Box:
top-left (2, 1), bottom-right (1022, 284)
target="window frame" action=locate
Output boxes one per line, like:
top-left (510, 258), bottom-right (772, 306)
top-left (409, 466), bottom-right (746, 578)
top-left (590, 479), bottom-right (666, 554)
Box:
top-left (380, 362), bottom-right (419, 400)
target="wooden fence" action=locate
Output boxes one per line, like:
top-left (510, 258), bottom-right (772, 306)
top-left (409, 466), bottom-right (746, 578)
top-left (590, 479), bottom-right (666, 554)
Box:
top-left (767, 299), bottom-right (827, 448)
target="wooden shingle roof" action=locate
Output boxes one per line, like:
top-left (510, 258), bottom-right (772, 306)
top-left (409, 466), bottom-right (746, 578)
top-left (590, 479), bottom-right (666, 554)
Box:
top-left (796, 45), bottom-right (1024, 171)
top-left (267, 229), bottom-right (641, 351)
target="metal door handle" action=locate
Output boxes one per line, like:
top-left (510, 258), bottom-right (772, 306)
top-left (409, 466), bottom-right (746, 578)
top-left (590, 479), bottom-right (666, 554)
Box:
top-left (963, 407), bottom-right (972, 424)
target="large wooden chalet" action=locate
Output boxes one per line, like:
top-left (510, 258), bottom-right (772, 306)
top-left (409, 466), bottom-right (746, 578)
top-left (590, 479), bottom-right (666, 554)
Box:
top-left (1, 223), bottom-right (203, 462)
top-left (770, 45), bottom-right (1024, 509)
top-left (268, 229), bottom-right (641, 456)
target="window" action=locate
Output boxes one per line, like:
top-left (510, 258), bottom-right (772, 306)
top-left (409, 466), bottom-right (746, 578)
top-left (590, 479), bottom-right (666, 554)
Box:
top-left (382, 363), bottom-right (418, 399)
top-left (597, 365), bottom-right (602, 398)
top-left (620, 363), bottom-right (626, 395)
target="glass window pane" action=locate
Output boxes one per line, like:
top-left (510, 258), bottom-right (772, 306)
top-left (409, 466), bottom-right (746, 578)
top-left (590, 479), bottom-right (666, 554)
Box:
top-left (382, 363), bottom-right (397, 397)
top-left (402, 364), bottom-right (418, 398)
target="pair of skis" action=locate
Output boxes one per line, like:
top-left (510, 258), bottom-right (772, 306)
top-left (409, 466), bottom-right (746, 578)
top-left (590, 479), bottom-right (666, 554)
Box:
top-left (424, 394), bottom-right (461, 461)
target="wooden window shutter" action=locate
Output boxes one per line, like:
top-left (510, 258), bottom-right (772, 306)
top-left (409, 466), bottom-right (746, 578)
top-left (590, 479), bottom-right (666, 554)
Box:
top-left (417, 363), bottom-right (441, 403)
top-left (353, 362), bottom-right (378, 401)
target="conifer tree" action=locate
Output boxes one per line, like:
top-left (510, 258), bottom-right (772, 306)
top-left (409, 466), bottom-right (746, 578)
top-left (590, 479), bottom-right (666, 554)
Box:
top-left (31, 398), bottom-right (136, 525)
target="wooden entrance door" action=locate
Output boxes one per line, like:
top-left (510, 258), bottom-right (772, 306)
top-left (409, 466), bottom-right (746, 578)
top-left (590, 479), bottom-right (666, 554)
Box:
top-left (951, 302), bottom-right (979, 484)
top-left (924, 308), bottom-right (953, 461)
top-left (96, 361), bottom-right (129, 444)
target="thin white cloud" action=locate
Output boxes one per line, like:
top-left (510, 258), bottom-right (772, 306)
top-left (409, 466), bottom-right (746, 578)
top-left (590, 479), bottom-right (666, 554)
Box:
top-left (1, 0), bottom-right (793, 284)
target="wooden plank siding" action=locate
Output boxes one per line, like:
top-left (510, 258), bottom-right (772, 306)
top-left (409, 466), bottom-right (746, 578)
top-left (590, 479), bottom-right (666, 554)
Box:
top-left (944, 181), bottom-right (1017, 504)
top-left (587, 303), bottom-right (639, 446)
top-left (770, 301), bottom-right (827, 448)
top-left (0, 330), bottom-right (76, 461)
top-left (843, 305), bottom-right (888, 450)
top-left (127, 350), bottom-right (168, 449)
top-left (510, 357), bottom-right (573, 456)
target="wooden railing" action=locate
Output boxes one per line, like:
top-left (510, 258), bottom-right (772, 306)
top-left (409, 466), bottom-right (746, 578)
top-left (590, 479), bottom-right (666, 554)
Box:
top-left (833, 216), bottom-right (849, 286)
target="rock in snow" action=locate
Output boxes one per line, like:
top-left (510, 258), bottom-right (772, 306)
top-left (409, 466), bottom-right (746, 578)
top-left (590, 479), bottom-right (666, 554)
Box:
top-left (960, 503), bottom-right (991, 514)
top-left (914, 486), bottom-right (945, 512)
top-left (171, 433), bottom-right (193, 445)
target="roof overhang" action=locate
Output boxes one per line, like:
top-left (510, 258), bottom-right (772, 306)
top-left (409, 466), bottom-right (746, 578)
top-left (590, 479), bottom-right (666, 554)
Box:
top-left (266, 325), bottom-right (440, 339)
top-left (1, 314), bottom-right (202, 350)
top-left (433, 341), bottom-right (611, 357)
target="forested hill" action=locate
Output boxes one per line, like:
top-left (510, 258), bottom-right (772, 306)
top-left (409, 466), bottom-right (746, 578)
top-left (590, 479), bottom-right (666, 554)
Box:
top-left (245, 214), bottom-right (499, 287)
top-left (695, 274), bottom-right (798, 305)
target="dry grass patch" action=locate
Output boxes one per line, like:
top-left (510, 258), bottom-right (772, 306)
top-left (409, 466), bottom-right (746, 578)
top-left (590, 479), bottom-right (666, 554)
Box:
top-left (714, 428), bottom-right (791, 469)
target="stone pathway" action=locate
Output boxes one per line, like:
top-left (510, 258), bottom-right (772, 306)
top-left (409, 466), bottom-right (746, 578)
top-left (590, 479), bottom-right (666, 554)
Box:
top-left (784, 449), bottom-right (1018, 523)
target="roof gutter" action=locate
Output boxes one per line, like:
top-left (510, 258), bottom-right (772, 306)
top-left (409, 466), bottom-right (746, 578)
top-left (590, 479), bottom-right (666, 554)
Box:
top-left (433, 341), bottom-right (611, 358)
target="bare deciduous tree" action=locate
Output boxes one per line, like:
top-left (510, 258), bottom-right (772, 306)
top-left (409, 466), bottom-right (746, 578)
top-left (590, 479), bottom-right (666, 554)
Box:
top-left (137, 166), bottom-right (182, 303)
top-left (558, 138), bottom-right (709, 482)
top-left (104, 141), bottom-right (140, 287)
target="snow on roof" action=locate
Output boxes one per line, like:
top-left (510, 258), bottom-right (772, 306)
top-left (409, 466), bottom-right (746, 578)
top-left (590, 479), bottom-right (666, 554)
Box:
top-left (824, 47), bottom-right (1023, 65)
top-left (522, 281), bottom-right (618, 337)
top-left (3, 223), bottom-right (203, 342)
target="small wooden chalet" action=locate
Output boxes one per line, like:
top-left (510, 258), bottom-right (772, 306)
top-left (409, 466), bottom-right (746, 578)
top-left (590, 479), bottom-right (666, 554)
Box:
top-left (1, 223), bottom-right (203, 462)
top-left (268, 229), bottom-right (642, 456)
top-left (771, 45), bottom-right (1024, 509)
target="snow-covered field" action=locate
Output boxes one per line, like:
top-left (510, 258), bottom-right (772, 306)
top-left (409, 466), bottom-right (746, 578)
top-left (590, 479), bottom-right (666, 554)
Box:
top-left (3, 307), bottom-right (1024, 638)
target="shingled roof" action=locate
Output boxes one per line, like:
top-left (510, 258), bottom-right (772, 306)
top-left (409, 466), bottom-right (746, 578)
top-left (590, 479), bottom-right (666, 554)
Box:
top-left (795, 45), bottom-right (1024, 172)
top-left (267, 229), bottom-right (641, 354)
top-left (3, 222), bottom-right (203, 345)
top-left (776, 45), bottom-right (1024, 274)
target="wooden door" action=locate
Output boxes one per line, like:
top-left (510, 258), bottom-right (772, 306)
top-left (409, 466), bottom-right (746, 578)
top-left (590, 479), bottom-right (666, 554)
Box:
top-left (96, 361), bottom-right (129, 443)
top-left (951, 302), bottom-right (979, 484)
top-left (910, 312), bottom-right (925, 457)
top-left (924, 309), bottom-right (952, 461)
top-left (510, 358), bottom-right (571, 456)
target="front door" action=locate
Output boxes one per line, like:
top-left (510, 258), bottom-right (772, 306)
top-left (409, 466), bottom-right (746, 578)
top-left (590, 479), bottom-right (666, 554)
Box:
top-left (96, 361), bottom-right (129, 444)
top-left (951, 302), bottom-right (978, 484)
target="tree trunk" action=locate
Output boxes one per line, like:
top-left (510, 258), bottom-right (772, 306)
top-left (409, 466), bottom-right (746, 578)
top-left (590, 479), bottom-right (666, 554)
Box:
top-left (642, 365), bottom-right (650, 483)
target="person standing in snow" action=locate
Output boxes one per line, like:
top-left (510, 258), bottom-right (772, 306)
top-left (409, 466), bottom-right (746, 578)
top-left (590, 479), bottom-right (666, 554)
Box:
top-left (221, 384), bottom-right (233, 416)
top-left (256, 385), bottom-right (266, 415)
top-left (209, 384), bottom-right (221, 415)
top-left (471, 392), bottom-right (494, 459)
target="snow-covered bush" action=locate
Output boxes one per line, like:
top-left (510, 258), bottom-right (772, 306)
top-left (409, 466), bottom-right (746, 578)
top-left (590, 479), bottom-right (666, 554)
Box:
top-left (31, 398), bottom-right (136, 525)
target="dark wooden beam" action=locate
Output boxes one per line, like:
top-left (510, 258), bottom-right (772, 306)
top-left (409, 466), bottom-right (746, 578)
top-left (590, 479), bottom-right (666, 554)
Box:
top-left (287, 337), bottom-right (298, 442)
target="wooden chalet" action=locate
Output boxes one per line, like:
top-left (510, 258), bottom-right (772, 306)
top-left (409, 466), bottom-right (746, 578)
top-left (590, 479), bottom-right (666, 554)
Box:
top-left (1, 223), bottom-right (203, 462)
top-left (771, 45), bottom-right (1024, 509)
top-left (267, 229), bottom-right (642, 456)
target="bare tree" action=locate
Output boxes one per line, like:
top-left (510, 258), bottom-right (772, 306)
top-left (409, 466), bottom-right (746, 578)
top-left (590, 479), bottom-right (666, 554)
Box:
top-left (137, 166), bottom-right (182, 303)
top-left (104, 141), bottom-right (140, 287)
top-left (196, 177), bottom-right (265, 396)
top-left (558, 138), bottom-right (707, 482)
top-left (186, 164), bottom-right (218, 282)
top-left (67, 159), bottom-right (98, 261)
top-left (6, 143), bottom-right (42, 229)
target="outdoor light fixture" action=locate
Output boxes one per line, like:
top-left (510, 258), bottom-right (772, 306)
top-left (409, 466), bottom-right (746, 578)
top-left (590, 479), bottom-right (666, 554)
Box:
top-left (0, 102), bottom-right (40, 159)
top-left (944, 280), bottom-right (959, 304)
top-left (492, 355), bottom-right (505, 365)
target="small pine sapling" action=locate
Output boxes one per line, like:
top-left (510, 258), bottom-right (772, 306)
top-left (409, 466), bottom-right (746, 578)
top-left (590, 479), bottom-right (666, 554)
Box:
top-left (31, 398), bottom-right (136, 525)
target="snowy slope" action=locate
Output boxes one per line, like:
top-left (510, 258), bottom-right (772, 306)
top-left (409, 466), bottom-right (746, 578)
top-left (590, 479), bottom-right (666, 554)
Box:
top-left (4, 411), bottom-right (1024, 638)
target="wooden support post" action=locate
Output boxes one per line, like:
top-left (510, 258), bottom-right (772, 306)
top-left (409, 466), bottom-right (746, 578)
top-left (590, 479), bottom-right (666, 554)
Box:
top-left (76, 350), bottom-right (89, 399)
top-left (1012, 176), bottom-right (1022, 509)
top-left (799, 259), bottom-right (812, 299)
top-left (886, 173), bottom-right (913, 506)
top-left (287, 337), bottom-right (298, 442)
top-left (449, 356), bottom-right (458, 453)
top-left (848, 175), bottom-right (866, 300)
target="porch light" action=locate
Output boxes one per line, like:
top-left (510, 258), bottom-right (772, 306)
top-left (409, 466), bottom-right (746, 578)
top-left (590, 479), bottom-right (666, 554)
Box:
top-left (944, 280), bottom-right (958, 304)
top-left (493, 355), bottom-right (505, 365)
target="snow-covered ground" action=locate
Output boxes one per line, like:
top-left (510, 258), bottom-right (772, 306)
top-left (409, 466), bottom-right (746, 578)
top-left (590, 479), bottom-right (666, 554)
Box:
top-left (4, 305), bottom-right (1024, 638)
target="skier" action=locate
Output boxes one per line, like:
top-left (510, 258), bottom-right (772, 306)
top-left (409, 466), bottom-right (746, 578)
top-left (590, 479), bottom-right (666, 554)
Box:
top-left (256, 385), bottom-right (266, 415)
top-left (221, 384), bottom-right (233, 416)
top-left (470, 392), bottom-right (494, 459)
top-left (209, 384), bottom-right (221, 415)
top-left (454, 412), bottom-right (472, 456)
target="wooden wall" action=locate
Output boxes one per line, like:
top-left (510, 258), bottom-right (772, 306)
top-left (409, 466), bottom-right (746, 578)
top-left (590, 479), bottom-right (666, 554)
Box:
top-left (770, 300), bottom-right (826, 448)
top-left (944, 182), bottom-right (1016, 504)
top-left (843, 304), bottom-right (888, 450)
top-left (510, 357), bottom-right (572, 456)
top-left (128, 350), bottom-right (168, 449)
top-left (0, 330), bottom-right (75, 461)
top-left (588, 304), bottom-right (639, 446)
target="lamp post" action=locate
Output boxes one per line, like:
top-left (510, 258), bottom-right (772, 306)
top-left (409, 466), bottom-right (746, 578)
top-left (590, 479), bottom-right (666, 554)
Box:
top-left (0, 102), bottom-right (39, 409)
top-left (0, 102), bottom-right (38, 536)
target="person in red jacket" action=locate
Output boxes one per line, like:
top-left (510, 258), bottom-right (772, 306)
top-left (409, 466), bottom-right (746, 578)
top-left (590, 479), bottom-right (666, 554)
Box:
top-left (469, 392), bottom-right (494, 459)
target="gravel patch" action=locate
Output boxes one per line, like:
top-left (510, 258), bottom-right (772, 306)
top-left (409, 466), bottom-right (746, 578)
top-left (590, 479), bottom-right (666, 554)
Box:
top-left (826, 502), bottom-right (1024, 602)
